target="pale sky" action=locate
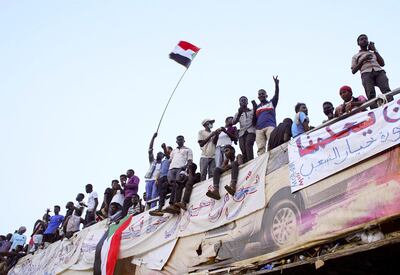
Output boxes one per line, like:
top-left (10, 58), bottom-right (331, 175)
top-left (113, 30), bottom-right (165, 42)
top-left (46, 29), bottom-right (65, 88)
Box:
top-left (1, 0), bottom-right (400, 236)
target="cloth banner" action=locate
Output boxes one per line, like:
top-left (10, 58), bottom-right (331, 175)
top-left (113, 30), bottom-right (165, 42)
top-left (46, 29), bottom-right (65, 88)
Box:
top-left (130, 239), bottom-right (178, 270)
top-left (288, 99), bottom-right (400, 192)
top-left (9, 155), bottom-right (268, 274)
top-left (118, 154), bottom-right (268, 260)
top-left (9, 221), bottom-right (107, 275)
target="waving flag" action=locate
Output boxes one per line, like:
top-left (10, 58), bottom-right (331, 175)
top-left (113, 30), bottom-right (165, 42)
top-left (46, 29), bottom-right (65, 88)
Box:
top-left (169, 41), bottom-right (200, 68)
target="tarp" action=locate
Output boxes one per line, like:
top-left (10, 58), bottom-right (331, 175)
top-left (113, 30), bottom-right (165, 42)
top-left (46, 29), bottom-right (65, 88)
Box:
top-left (288, 99), bottom-right (400, 192)
top-left (175, 146), bottom-right (400, 272)
top-left (13, 143), bottom-right (400, 275)
top-left (118, 153), bottom-right (268, 259)
top-left (130, 239), bottom-right (177, 270)
top-left (9, 220), bottom-right (107, 275)
top-left (9, 154), bottom-right (268, 274)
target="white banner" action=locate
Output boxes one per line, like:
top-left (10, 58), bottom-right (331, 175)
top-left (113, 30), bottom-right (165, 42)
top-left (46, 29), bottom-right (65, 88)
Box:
top-left (10, 155), bottom-right (268, 274)
top-left (130, 239), bottom-right (178, 270)
top-left (9, 221), bottom-right (107, 275)
top-left (288, 99), bottom-right (400, 192)
top-left (119, 153), bottom-right (268, 259)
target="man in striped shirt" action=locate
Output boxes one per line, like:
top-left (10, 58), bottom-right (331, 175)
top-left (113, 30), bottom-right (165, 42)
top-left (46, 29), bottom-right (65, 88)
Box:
top-left (253, 76), bottom-right (280, 156)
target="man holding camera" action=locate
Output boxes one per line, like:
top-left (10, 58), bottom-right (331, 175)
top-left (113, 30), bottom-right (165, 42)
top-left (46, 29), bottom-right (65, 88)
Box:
top-left (351, 34), bottom-right (392, 108)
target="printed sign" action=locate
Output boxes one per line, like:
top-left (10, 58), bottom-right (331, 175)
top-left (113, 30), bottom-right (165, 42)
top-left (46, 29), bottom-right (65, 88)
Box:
top-left (119, 154), bottom-right (268, 259)
top-left (288, 99), bottom-right (400, 192)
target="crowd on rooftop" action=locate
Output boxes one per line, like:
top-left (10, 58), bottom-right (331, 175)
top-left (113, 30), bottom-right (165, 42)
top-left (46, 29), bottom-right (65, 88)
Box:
top-left (0, 34), bottom-right (395, 274)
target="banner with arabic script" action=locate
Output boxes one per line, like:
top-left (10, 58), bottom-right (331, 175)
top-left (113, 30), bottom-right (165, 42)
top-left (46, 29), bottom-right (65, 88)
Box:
top-left (118, 153), bottom-right (268, 264)
top-left (288, 99), bottom-right (400, 192)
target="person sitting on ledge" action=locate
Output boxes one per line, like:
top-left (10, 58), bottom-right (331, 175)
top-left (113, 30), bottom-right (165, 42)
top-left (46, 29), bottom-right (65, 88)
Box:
top-left (206, 145), bottom-right (243, 200)
top-left (163, 170), bottom-right (189, 215)
top-left (174, 163), bottom-right (201, 211)
top-left (334, 85), bottom-right (367, 117)
top-left (127, 194), bottom-right (144, 216)
top-left (291, 103), bottom-right (310, 138)
top-left (322, 101), bottom-right (335, 123)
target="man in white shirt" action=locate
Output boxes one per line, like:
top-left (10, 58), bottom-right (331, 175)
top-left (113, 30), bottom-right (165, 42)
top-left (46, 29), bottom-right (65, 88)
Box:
top-left (165, 135), bottom-right (193, 214)
top-left (9, 226), bottom-right (27, 252)
top-left (85, 184), bottom-right (98, 225)
top-left (213, 116), bottom-right (238, 168)
top-left (198, 119), bottom-right (217, 181)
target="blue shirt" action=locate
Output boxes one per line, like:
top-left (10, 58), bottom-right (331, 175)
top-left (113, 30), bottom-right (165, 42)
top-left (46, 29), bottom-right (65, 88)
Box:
top-left (291, 112), bottom-right (309, 137)
top-left (44, 214), bottom-right (64, 234)
top-left (160, 158), bottom-right (170, 177)
top-left (255, 96), bottom-right (278, 129)
top-left (9, 233), bottom-right (26, 251)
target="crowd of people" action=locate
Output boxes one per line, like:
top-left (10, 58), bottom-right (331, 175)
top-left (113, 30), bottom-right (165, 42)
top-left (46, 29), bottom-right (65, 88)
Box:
top-left (0, 34), bottom-right (394, 273)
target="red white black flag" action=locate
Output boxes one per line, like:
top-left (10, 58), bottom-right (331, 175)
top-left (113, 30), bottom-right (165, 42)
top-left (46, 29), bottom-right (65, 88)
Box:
top-left (169, 41), bottom-right (200, 68)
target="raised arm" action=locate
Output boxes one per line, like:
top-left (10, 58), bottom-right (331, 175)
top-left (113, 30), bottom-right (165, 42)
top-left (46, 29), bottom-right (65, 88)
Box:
top-left (271, 75), bottom-right (279, 106)
top-left (161, 143), bottom-right (170, 159)
top-left (251, 100), bottom-right (258, 126)
top-left (148, 132), bottom-right (157, 163)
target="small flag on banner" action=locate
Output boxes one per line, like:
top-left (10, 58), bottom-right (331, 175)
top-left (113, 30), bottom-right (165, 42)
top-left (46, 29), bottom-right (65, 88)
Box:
top-left (169, 41), bottom-right (200, 68)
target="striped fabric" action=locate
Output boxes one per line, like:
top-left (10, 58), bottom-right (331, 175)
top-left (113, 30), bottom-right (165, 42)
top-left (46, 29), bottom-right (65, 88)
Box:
top-left (93, 215), bottom-right (133, 275)
top-left (169, 41), bottom-right (200, 68)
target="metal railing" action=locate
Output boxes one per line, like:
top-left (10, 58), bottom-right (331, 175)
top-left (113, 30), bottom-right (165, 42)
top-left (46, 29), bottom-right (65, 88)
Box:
top-left (308, 88), bottom-right (400, 134)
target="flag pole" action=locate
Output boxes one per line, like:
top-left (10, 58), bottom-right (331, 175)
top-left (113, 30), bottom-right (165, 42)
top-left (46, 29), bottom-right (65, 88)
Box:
top-left (155, 67), bottom-right (189, 133)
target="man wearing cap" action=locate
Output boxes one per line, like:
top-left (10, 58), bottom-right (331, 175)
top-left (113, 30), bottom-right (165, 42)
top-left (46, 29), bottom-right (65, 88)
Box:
top-left (253, 76), bottom-right (280, 156)
top-left (351, 34), bottom-right (392, 108)
top-left (198, 119), bottom-right (217, 181)
top-left (334, 85), bottom-right (367, 117)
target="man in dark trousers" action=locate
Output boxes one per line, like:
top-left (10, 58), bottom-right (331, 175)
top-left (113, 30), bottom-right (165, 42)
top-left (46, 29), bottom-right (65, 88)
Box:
top-left (206, 145), bottom-right (243, 200)
top-left (174, 163), bottom-right (201, 211)
top-left (43, 205), bottom-right (64, 243)
top-left (267, 118), bottom-right (292, 151)
top-left (233, 96), bottom-right (256, 163)
top-left (351, 34), bottom-right (392, 108)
